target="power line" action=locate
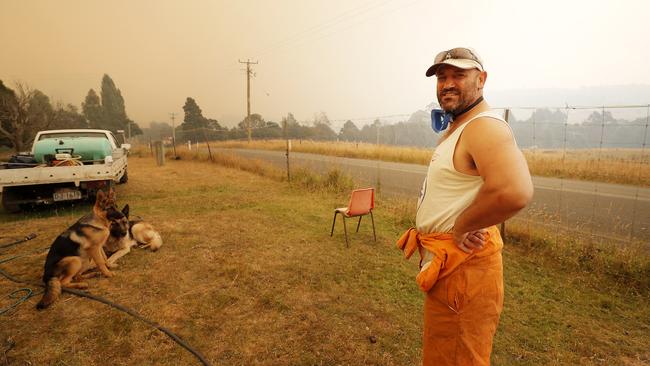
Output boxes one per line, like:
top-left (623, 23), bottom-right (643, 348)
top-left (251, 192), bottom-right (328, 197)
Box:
top-left (297, 103), bottom-right (650, 128)
top-left (238, 59), bottom-right (259, 142)
top-left (277, 0), bottom-right (422, 55)
top-left (493, 104), bottom-right (650, 110)
top-left (254, 0), bottom-right (396, 58)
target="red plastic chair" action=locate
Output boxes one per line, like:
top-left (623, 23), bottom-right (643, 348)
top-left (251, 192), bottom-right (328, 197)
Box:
top-left (330, 188), bottom-right (376, 247)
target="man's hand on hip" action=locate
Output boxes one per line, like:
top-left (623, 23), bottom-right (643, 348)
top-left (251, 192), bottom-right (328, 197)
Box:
top-left (453, 228), bottom-right (487, 253)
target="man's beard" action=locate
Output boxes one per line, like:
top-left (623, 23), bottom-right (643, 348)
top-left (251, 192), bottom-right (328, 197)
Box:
top-left (437, 88), bottom-right (478, 115)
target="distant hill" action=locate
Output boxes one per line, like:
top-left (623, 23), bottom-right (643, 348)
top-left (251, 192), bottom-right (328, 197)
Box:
top-left (396, 85), bottom-right (650, 149)
top-left (487, 84), bottom-right (650, 108)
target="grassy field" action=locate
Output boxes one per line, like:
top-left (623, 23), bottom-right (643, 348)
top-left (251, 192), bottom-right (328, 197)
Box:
top-left (1, 155), bottom-right (649, 365)
top-left (2, 141), bottom-right (648, 186)
top-left (205, 139), bottom-right (650, 187)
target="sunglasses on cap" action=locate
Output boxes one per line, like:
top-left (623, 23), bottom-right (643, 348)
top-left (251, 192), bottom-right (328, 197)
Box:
top-left (426, 47), bottom-right (484, 77)
top-left (435, 48), bottom-right (482, 65)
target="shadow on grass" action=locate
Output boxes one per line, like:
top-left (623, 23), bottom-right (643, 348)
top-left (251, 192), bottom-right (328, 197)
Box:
top-left (0, 199), bottom-right (92, 223)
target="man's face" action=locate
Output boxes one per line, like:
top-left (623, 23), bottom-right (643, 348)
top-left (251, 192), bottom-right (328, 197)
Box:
top-left (435, 65), bottom-right (486, 114)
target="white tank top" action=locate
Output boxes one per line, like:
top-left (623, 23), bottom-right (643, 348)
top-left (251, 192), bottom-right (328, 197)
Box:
top-left (415, 110), bottom-right (511, 234)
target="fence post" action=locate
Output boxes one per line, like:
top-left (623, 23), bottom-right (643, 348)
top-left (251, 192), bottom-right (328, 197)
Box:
top-left (153, 141), bottom-right (165, 166)
top-left (283, 119), bottom-right (291, 182)
top-left (202, 128), bottom-right (214, 162)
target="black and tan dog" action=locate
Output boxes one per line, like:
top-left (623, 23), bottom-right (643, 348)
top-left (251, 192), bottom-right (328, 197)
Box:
top-left (36, 189), bottom-right (122, 309)
top-left (104, 204), bottom-right (163, 267)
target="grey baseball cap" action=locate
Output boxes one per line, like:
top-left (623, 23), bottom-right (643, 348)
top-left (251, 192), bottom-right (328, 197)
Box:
top-left (425, 47), bottom-right (484, 77)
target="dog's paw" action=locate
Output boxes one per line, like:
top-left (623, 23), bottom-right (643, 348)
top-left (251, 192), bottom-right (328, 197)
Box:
top-left (102, 270), bottom-right (114, 278)
top-left (107, 262), bottom-right (119, 269)
top-left (78, 272), bottom-right (100, 280)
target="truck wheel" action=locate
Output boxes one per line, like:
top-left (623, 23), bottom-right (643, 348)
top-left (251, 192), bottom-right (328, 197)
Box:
top-left (1, 188), bottom-right (22, 213)
top-left (119, 169), bottom-right (128, 184)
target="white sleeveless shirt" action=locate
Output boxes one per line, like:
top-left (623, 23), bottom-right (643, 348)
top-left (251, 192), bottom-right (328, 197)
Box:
top-left (415, 110), bottom-right (511, 234)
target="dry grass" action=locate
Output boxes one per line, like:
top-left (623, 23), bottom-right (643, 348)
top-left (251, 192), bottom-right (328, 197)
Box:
top-left (524, 148), bottom-right (649, 186)
top-left (1, 154), bottom-right (648, 365)
top-left (209, 139), bottom-right (432, 165)
top-left (503, 219), bottom-right (649, 293)
top-left (0, 157), bottom-right (422, 365)
top-left (202, 140), bottom-right (649, 187)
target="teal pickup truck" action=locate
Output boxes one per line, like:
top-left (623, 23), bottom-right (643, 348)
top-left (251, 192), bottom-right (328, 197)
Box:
top-left (0, 129), bottom-right (130, 212)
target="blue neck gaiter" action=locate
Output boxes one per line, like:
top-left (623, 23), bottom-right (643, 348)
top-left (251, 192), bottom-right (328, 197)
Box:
top-left (430, 96), bottom-right (484, 133)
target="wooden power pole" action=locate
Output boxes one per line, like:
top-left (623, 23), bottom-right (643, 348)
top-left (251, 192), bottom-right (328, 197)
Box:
top-left (238, 59), bottom-right (258, 142)
top-left (169, 112), bottom-right (177, 158)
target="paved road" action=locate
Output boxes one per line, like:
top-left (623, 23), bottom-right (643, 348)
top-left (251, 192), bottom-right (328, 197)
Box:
top-left (212, 148), bottom-right (650, 244)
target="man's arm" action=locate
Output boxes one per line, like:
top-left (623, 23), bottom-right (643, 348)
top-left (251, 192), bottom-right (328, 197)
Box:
top-left (453, 118), bottom-right (533, 249)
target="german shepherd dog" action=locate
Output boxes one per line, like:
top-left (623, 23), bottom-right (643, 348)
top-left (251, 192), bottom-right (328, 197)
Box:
top-left (36, 189), bottom-right (123, 309)
top-left (104, 204), bottom-right (163, 267)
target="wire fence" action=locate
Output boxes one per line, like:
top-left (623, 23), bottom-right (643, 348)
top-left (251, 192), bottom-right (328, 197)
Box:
top-left (502, 105), bottom-right (649, 247)
top-left (136, 104), bottom-right (649, 247)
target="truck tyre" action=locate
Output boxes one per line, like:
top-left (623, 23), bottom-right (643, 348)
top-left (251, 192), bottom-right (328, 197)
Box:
top-left (1, 188), bottom-right (22, 213)
top-left (119, 169), bottom-right (128, 184)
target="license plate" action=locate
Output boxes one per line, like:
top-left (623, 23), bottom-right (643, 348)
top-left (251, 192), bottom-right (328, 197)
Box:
top-left (53, 189), bottom-right (82, 202)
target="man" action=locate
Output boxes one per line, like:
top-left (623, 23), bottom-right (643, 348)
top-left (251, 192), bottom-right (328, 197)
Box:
top-left (398, 48), bottom-right (533, 365)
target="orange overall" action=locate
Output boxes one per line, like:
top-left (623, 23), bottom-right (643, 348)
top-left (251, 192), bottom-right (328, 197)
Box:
top-left (397, 225), bottom-right (504, 366)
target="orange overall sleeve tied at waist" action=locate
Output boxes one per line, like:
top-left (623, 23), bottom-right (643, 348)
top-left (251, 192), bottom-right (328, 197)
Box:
top-left (396, 226), bottom-right (503, 292)
top-left (398, 226), bottom-right (505, 365)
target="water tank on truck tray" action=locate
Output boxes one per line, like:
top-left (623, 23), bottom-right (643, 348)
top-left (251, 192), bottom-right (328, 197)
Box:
top-left (32, 137), bottom-right (113, 163)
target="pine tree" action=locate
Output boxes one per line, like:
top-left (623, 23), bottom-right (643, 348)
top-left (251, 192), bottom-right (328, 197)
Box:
top-left (100, 74), bottom-right (128, 132)
top-left (82, 89), bottom-right (104, 128)
top-left (181, 97), bottom-right (209, 130)
top-left (97, 74), bottom-right (141, 135)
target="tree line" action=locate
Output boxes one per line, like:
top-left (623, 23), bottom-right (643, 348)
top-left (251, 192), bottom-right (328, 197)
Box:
top-left (4, 78), bottom-right (641, 152)
top-left (149, 96), bottom-right (648, 150)
top-left (141, 96), bottom-right (439, 146)
top-left (509, 108), bottom-right (649, 149)
top-left (0, 75), bottom-right (141, 152)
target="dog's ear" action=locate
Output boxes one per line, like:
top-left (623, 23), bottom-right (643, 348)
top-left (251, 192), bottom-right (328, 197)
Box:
top-left (94, 189), bottom-right (108, 211)
top-left (122, 204), bottom-right (130, 218)
top-left (95, 190), bottom-right (106, 205)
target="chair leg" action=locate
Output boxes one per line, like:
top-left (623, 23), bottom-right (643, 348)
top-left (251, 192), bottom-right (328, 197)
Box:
top-left (370, 211), bottom-right (376, 242)
top-left (330, 211), bottom-right (338, 237)
top-left (342, 216), bottom-right (349, 248)
top-left (356, 216), bottom-right (362, 232)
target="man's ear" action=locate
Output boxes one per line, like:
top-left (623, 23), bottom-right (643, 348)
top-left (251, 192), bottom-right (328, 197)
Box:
top-left (478, 71), bottom-right (487, 91)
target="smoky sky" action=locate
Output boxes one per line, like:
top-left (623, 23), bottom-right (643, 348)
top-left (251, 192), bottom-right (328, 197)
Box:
top-left (1, 0), bottom-right (648, 129)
